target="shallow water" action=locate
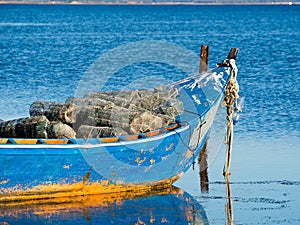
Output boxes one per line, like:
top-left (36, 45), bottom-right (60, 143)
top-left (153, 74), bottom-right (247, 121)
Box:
top-left (0, 4), bottom-right (299, 224)
top-left (176, 136), bottom-right (300, 224)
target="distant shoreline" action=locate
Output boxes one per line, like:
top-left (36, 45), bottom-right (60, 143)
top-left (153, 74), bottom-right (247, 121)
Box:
top-left (0, 1), bottom-right (299, 5)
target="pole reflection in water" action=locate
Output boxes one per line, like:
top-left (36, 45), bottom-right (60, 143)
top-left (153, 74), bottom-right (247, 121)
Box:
top-left (0, 187), bottom-right (208, 225)
top-left (199, 141), bottom-right (209, 194)
top-left (225, 176), bottom-right (234, 225)
top-left (197, 138), bottom-right (234, 225)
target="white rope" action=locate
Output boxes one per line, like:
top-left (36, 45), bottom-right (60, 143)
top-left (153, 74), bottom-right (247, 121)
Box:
top-left (223, 59), bottom-right (239, 176)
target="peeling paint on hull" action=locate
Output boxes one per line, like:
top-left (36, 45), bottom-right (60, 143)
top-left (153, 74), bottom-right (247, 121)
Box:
top-left (0, 175), bottom-right (181, 203)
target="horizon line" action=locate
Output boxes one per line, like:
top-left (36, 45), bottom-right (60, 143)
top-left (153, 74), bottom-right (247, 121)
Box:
top-left (0, 1), bottom-right (299, 5)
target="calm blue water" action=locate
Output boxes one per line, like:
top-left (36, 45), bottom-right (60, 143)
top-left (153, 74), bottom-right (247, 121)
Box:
top-left (0, 4), bottom-right (299, 225)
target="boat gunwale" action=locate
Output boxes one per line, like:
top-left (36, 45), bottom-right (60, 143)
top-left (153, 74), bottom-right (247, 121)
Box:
top-left (0, 123), bottom-right (192, 150)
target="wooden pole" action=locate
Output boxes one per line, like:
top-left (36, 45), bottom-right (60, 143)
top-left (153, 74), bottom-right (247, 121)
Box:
top-left (223, 48), bottom-right (239, 177)
top-left (199, 45), bottom-right (209, 73)
top-left (223, 128), bottom-right (233, 176)
top-left (198, 45), bottom-right (209, 192)
top-left (227, 48), bottom-right (239, 60)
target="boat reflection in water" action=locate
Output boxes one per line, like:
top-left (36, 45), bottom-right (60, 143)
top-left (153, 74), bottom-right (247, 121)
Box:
top-left (0, 186), bottom-right (208, 225)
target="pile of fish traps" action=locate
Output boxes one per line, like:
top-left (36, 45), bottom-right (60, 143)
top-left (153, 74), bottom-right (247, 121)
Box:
top-left (0, 88), bottom-right (184, 139)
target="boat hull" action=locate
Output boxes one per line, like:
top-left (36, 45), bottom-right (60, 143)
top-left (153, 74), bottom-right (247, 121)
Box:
top-left (0, 120), bottom-right (206, 202)
top-left (0, 66), bottom-right (231, 201)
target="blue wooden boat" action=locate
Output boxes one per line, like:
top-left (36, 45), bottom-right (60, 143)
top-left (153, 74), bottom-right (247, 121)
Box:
top-left (0, 48), bottom-right (238, 202)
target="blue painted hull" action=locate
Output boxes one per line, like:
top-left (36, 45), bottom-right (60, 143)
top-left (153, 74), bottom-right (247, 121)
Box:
top-left (0, 66), bottom-right (232, 201)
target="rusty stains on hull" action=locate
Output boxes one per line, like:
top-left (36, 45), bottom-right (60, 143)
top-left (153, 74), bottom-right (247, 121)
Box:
top-left (0, 175), bottom-right (181, 204)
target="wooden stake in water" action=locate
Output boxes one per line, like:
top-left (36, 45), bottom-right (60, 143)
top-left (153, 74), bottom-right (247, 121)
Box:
top-left (223, 48), bottom-right (239, 177)
top-left (199, 45), bottom-right (210, 193)
top-left (199, 45), bottom-right (209, 73)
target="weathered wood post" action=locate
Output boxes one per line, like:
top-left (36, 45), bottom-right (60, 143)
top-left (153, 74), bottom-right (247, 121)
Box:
top-left (227, 48), bottom-right (238, 60)
top-left (223, 48), bottom-right (239, 177)
top-left (199, 44), bottom-right (209, 193)
top-left (199, 45), bottom-right (209, 73)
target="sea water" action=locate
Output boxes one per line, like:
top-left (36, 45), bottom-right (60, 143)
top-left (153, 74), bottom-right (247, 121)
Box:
top-left (0, 4), bottom-right (299, 224)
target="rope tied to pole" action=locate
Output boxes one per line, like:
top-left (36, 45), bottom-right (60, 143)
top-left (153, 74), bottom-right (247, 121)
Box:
top-left (223, 59), bottom-right (240, 176)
